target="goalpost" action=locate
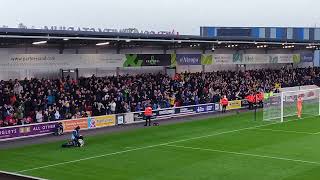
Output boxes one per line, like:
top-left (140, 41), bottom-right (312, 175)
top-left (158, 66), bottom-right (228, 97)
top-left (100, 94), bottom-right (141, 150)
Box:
top-left (263, 87), bottom-right (320, 122)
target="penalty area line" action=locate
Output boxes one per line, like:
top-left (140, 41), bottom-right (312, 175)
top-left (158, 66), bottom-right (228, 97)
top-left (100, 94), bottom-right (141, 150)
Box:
top-left (254, 128), bottom-right (316, 135)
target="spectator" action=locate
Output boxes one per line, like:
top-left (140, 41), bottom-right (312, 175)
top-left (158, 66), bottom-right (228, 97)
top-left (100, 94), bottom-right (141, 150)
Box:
top-left (36, 111), bottom-right (43, 123)
top-left (109, 100), bottom-right (116, 114)
top-left (54, 110), bottom-right (61, 120)
top-left (0, 67), bottom-right (320, 127)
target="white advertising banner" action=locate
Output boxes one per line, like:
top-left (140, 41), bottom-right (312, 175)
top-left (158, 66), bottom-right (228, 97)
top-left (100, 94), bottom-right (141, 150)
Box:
top-left (213, 54), bottom-right (233, 64)
top-left (124, 113), bottom-right (134, 124)
top-left (212, 54), bottom-right (299, 65)
top-left (233, 54), bottom-right (300, 64)
top-left (276, 54), bottom-right (300, 64)
top-left (0, 53), bottom-right (302, 69)
top-left (242, 54), bottom-right (270, 64)
top-left (0, 54), bottom-right (125, 69)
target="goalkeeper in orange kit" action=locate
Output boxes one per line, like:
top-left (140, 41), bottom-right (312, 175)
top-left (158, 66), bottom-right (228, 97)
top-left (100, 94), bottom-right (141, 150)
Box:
top-left (297, 96), bottom-right (303, 119)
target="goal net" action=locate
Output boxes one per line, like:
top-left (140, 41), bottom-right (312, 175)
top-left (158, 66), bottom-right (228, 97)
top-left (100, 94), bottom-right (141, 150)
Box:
top-left (263, 87), bottom-right (320, 122)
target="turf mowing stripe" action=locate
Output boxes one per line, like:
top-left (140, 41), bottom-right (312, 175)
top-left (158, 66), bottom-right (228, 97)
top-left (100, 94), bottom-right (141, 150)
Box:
top-left (165, 144), bottom-right (320, 166)
top-left (16, 120), bottom-right (293, 174)
top-left (254, 128), bottom-right (316, 135)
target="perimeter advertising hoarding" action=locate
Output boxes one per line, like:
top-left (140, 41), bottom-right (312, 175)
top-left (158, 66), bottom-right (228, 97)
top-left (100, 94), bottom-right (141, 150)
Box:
top-left (133, 104), bottom-right (216, 122)
top-left (213, 54), bottom-right (233, 64)
top-left (171, 54), bottom-right (213, 66)
top-left (176, 54), bottom-right (201, 65)
top-left (62, 118), bottom-right (88, 132)
top-left (121, 113), bottom-right (134, 124)
top-left (1, 54), bottom-right (125, 69)
top-left (116, 115), bottom-right (124, 125)
top-left (300, 53), bottom-right (314, 62)
top-left (87, 115), bottom-right (116, 128)
top-left (232, 54), bottom-right (301, 64)
top-left (123, 54), bottom-right (172, 67)
top-left (226, 100), bottom-right (242, 110)
top-left (0, 122), bottom-right (58, 140)
top-left (0, 53), bottom-right (309, 70)
top-left (315, 50), bottom-right (320, 67)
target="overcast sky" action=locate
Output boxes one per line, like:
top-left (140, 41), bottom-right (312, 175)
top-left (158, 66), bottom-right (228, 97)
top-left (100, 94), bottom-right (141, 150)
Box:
top-left (0, 0), bottom-right (318, 35)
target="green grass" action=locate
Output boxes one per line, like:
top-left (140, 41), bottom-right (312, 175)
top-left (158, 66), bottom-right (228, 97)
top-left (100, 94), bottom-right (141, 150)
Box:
top-left (1, 111), bottom-right (320, 180)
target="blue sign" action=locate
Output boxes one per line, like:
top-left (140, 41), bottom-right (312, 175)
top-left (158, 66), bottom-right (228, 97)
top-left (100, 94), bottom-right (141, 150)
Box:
top-left (195, 105), bottom-right (207, 113)
top-left (300, 53), bottom-right (314, 62)
top-left (176, 54), bottom-right (201, 65)
top-left (206, 104), bottom-right (215, 112)
top-left (316, 50), bottom-right (320, 67)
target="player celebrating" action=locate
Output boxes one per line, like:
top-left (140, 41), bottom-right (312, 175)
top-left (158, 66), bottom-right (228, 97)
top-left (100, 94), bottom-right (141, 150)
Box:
top-left (297, 96), bottom-right (303, 119)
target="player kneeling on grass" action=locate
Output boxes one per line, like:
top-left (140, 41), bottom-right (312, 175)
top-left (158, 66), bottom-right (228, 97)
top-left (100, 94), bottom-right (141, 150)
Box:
top-left (297, 96), bottom-right (303, 119)
top-left (62, 126), bottom-right (84, 148)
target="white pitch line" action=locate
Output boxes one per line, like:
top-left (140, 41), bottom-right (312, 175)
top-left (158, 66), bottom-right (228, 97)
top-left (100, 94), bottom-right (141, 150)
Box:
top-left (16, 119), bottom-right (298, 174)
top-left (17, 143), bottom-right (168, 173)
top-left (312, 131), bottom-right (320, 135)
top-left (254, 128), bottom-right (316, 135)
top-left (0, 170), bottom-right (48, 180)
top-left (165, 144), bottom-right (320, 166)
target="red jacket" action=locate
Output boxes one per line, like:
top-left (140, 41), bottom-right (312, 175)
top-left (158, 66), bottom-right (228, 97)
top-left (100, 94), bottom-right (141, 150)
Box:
top-left (246, 95), bottom-right (254, 103)
top-left (257, 92), bottom-right (264, 102)
top-left (220, 98), bottom-right (229, 106)
top-left (144, 107), bottom-right (153, 116)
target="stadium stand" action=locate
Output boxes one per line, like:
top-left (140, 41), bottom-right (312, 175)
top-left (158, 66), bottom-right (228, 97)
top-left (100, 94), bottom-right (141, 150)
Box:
top-left (0, 67), bottom-right (319, 127)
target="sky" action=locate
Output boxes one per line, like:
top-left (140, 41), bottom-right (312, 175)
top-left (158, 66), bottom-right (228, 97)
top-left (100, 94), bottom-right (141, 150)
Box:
top-left (0, 0), bottom-right (319, 35)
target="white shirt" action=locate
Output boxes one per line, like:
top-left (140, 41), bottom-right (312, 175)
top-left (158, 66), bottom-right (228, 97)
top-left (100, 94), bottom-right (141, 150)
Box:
top-left (36, 112), bottom-right (43, 123)
top-left (55, 111), bottom-right (60, 120)
top-left (109, 102), bottom-right (116, 112)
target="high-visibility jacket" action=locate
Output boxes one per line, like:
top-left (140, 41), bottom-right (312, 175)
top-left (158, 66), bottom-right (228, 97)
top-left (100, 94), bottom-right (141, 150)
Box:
top-left (220, 98), bottom-right (229, 106)
top-left (246, 95), bottom-right (254, 103)
top-left (258, 92), bottom-right (264, 102)
top-left (254, 94), bottom-right (259, 103)
top-left (144, 107), bottom-right (153, 116)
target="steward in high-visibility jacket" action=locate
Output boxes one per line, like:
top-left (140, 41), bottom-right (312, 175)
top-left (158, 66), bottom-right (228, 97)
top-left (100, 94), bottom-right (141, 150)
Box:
top-left (144, 105), bottom-right (153, 126)
top-left (220, 96), bottom-right (229, 113)
top-left (246, 94), bottom-right (254, 110)
top-left (257, 92), bottom-right (264, 108)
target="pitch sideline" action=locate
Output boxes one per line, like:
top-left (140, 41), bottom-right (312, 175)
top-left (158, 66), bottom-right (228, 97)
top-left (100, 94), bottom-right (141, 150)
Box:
top-left (0, 170), bottom-right (48, 180)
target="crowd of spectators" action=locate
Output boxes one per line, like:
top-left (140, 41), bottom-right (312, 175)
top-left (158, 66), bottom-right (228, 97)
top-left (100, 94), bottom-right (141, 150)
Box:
top-left (0, 67), bottom-right (319, 127)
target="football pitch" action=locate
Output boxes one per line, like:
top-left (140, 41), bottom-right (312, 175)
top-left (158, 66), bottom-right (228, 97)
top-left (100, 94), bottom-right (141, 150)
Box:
top-left (1, 112), bottom-right (320, 180)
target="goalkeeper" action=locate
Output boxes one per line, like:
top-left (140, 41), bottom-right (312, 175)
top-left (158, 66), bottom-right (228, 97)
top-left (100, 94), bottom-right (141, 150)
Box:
top-left (297, 96), bottom-right (303, 119)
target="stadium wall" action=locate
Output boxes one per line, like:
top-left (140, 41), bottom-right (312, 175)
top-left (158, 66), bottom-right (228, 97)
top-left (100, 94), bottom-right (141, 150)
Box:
top-left (0, 47), bottom-right (315, 80)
